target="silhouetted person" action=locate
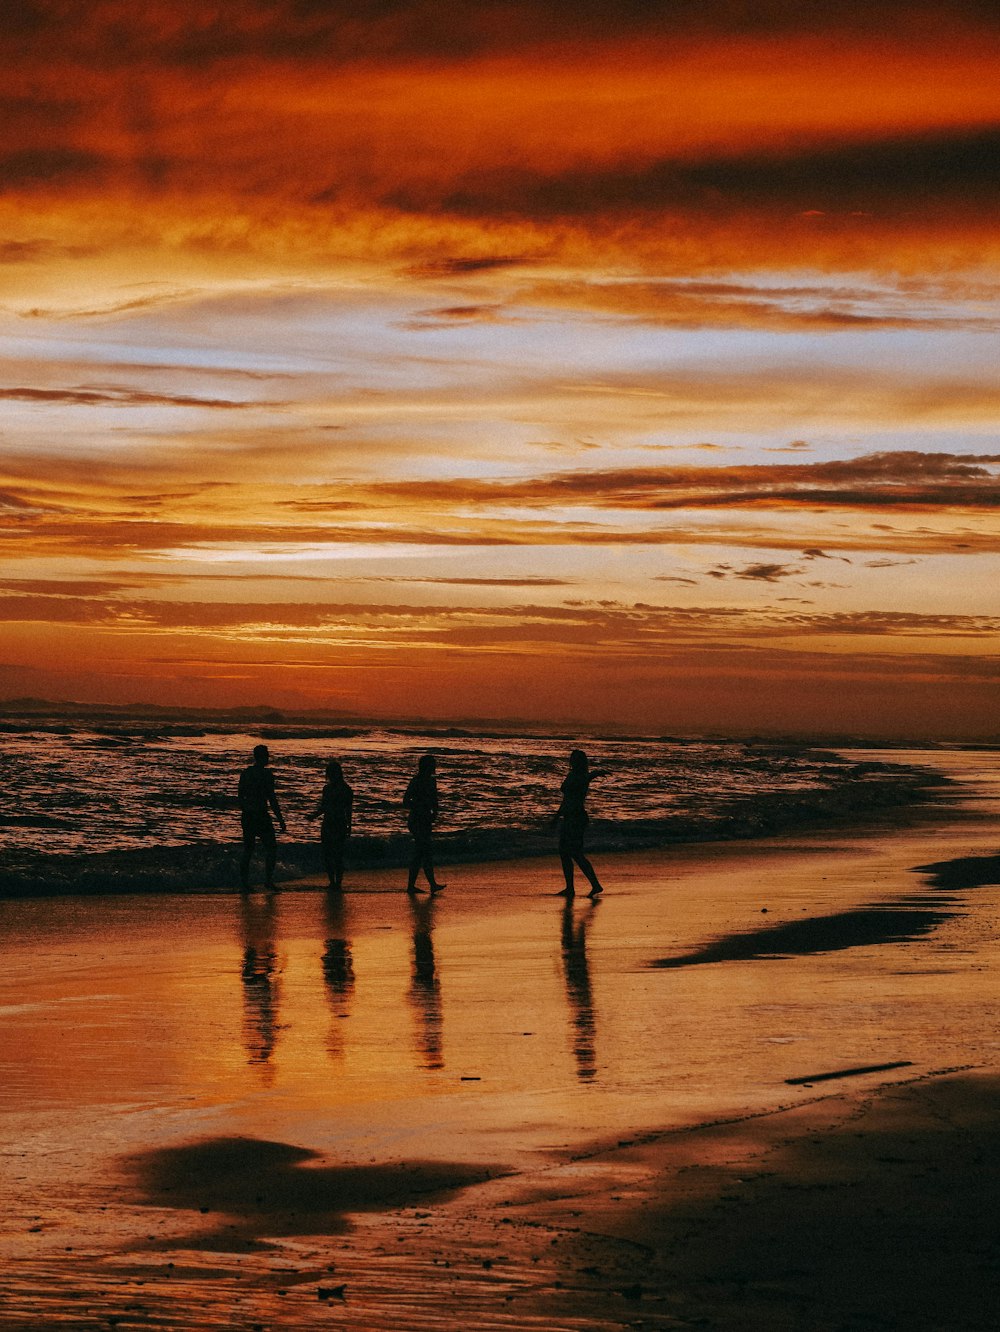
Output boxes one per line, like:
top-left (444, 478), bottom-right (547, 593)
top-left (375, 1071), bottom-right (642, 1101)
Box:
top-left (238, 743), bottom-right (286, 892)
top-left (309, 759), bottom-right (353, 890)
top-left (560, 896), bottom-right (598, 1081)
top-left (553, 748), bottom-right (607, 897)
top-left (321, 890), bottom-right (355, 1062)
top-left (403, 753), bottom-right (445, 894)
top-left (238, 892), bottom-right (281, 1081)
top-left (408, 893), bottom-right (443, 1069)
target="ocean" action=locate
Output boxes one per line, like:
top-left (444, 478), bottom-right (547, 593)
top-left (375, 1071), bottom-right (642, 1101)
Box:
top-left (0, 718), bottom-right (946, 895)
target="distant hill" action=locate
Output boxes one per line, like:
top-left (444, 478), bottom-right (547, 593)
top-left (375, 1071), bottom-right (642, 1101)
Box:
top-left (0, 698), bottom-right (302, 724)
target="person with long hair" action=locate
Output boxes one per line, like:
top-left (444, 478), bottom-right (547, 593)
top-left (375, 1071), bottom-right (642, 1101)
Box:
top-left (403, 753), bottom-right (446, 894)
top-left (310, 759), bottom-right (354, 890)
top-left (552, 748), bottom-right (607, 898)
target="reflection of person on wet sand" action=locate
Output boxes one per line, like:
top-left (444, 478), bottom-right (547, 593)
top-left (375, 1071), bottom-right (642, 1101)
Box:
top-left (403, 753), bottom-right (446, 894)
top-left (238, 743), bottom-right (286, 893)
top-left (321, 890), bottom-right (355, 1062)
top-left (309, 759), bottom-right (353, 890)
top-left (238, 892), bottom-right (281, 1078)
top-left (408, 893), bottom-right (443, 1070)
top-left (552, 748), bottom-right (607, 898)
top-left (560, 896), bottom-right (598, 1081)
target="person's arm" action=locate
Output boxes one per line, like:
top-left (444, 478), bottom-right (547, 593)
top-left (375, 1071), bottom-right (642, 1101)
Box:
top-left (307, 790), bottom-right (324, 822)
top-left (403, 777), bottom-right (415, 809)
top-left (346, 788), bottom-right (354, 833)
top-left (551, 789), bottom-right (567, 826)
top-left (551, 772), bottom-right (568, 825)
top-left (267, 773), bottom-right (287, 831)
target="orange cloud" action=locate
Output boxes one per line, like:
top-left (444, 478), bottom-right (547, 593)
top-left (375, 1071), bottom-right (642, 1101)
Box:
top-left (315, 452), bottom-right (1000, 517)
top-left (2, 3), bottom-right (999, 735)
top-left (3, 5), bottom-right (1000, 282)
top-left (0, 385), bottom-right (282, 409)
top-left (3, 450), bottom-right (999, 570)
top-left (510, 278), bottom-right (996, 333)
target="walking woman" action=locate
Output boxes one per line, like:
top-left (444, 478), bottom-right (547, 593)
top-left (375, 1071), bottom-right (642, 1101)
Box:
top-left (553, 748), bottom-right (607, 898)
top-left (310, 759), bottom-right (354, 890)
top-left (403, 753), bottom-right (446, 894)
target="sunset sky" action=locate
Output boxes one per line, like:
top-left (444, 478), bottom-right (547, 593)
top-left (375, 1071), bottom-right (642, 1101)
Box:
top-left (2, 0), bottom-right (998, 737)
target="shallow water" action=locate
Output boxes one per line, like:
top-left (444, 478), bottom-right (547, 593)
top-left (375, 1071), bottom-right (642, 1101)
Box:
top-left (1, 747), bottom-right (998, 1329)
top-left (0, 723), bottom-right (929, 859)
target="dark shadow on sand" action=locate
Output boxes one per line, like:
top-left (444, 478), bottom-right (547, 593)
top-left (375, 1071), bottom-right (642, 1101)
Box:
top-left (549, 1073), bottom-right (1000, 1331)
top-left (653, 849), bottom-right (998, 969)
top-left (125, 1136), bottom-right (500, 1250)
top-left (652, 905), bottom-right (956, 969)
top-left (913, 851), bottom-right (1000, 889)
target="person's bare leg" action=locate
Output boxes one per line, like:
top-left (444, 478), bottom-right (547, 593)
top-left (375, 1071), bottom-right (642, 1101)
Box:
top-left (575, 852), bottom-right (602, 896)
top-left (407, 846), bottom-right (422, 892)
top-left (557, 850), bottom-right (576, 895)
top-left (239, 842), bottom-right (253, 892)
top-left (424, 848), bottom-right (445, 892)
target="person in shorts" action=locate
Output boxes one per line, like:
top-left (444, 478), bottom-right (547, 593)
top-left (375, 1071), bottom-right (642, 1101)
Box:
top-left (403, 753), bottom-right (446, 894)
top-left (238, 744), bottom-right (286, 892)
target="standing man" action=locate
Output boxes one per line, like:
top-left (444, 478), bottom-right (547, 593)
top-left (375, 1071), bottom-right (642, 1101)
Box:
top-left (403, 753), bottom-right (446, 894)
top-left (239, 743), bottom-right (286, 893)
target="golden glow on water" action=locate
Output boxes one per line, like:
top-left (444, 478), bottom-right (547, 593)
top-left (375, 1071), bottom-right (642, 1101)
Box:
top-left (4, 749), bottom-right (999, 1157)
top-left (2, 749), bottom-right (1000, 1326)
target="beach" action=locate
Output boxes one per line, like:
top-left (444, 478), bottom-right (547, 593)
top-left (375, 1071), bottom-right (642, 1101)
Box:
top-left (2, 747), bottom-right (999, 1328)
top-left (6, 2), bottom-right (1000, 1326)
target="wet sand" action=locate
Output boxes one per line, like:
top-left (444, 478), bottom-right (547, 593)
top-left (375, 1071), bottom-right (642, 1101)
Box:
top-left (2, 751), bottom-right (999, 1329)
